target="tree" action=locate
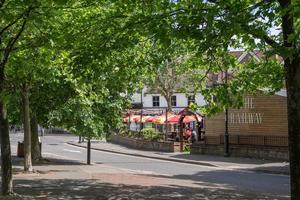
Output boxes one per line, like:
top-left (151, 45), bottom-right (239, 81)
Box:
top-left (0, 2), bottom-right (33, 194)
top-left (143, 39), bottom-right (201, 111)
top-left (108, 1), bottom-right (299, 198)
top-left (0, 0), bottom-right (97, 193)
top-left (45, 4), bottom-right (146, 164)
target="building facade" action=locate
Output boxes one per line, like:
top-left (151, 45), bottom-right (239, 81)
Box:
top-left (191, 90), bottom-right (289, 160)
top-left (131, 88), bottom-right (206, 112)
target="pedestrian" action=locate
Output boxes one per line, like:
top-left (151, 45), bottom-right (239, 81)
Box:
top-left (191, 129), bottom-right (198, 143)
top-left (41, 127), bottom-right (45, 136)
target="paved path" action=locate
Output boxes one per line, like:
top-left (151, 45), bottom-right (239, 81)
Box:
top-left (4, 133), bottom-right (290, 199)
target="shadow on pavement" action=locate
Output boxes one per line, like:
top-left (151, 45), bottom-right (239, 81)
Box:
top-left (170, 154), bottom-right (278, 165)
top-left (12, 178), bottom-right (287, 200)
top-left (249, 164), bottom-right (290, 175)
top-left (141, 170), bottom-right (290, 199)
top-left (0, 156), bottom-right (86, 168)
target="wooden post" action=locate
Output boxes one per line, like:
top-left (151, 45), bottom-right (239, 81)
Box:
top-left (165, 109), bottom-right (168, 141)
top-left (140, 90), bottom-right (143, 132)
top-left (179, 119), bottom-right (183, 152)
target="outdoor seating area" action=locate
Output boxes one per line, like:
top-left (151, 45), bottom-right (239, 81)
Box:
top-left (122, 108), bottom-right (205, 152)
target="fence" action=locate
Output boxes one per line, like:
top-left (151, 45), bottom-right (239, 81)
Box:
top-left (204, 135), bottom-right (288, 147)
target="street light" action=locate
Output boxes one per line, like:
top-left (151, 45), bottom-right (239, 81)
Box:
top-left (224, 69), bottom-right (229, 157)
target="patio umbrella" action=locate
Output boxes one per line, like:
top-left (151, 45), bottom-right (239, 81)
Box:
top-left (145, 115), bottom-right (162, 123)
top-left (183, 114), bottom-right (202, 123)
top-left (134, 115), bottom-right (152, 123)
top-left (166, 114), bottom-right (203, 124)
top-left (153, 113), bottom-right (176, 124)
top-left (168, 114), bottom-right (181, 124)
top-left (123, 115), bottom-right (141, 123)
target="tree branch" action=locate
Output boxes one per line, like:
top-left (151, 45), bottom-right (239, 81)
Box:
top-left (0, 0), bottom-right (5, 8)
top-left (1, 7), bottom-right (32, 67)
top-left (0, 11), bottom-right (24, 37)
top-left (240, 24), bottom-right (281, 50)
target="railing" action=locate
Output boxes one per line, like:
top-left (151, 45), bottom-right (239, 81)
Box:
top-left (204, 135), bottom-right (288, 147)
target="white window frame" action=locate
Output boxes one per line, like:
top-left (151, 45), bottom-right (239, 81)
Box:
top-left (152, 96), bottom-right (160, 107)
top-left (171, 95), bottom-right (177, 107)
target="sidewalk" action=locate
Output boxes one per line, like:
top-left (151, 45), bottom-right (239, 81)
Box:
top-left (67, 140), bottom-right (290, 175)
top-left (2, 156), bottom-right (288, 200)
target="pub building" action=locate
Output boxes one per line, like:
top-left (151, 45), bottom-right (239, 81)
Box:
top-left (191, 51), bottom-right (287, 160)
top-left (191, 91), bottom-right (288, 160)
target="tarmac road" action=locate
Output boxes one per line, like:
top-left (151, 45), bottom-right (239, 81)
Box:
top-left (10, 133), bottom-right (290, 198)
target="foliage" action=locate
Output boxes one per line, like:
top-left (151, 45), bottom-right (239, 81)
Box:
top-left (106, 1), bottom-right (294, 114)
top-left (184, 144), bottom-right (191, 153)
top-left (141, 128), bottom-right (162, 141)
top-left (142, 38), bottom-right (203, 111)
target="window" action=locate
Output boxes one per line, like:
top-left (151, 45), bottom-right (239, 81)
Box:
top-left (171, 95), bottom-right (177, 107)
top-left (188, 95), bottom-right (195, 106)
top-left (152, 96), bottom-right (160, 107)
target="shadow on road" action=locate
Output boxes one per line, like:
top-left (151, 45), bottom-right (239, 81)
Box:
top-left (12, 178), bottom-right (287, 200)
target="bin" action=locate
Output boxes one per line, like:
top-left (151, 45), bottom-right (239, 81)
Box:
top-left (17, 142), bottom-right (24, 157)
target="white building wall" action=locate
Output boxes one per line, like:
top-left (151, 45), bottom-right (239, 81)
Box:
top-left (175, 93), bottom-right (188, 107)
top-left (143, 93), bottom-right (168, 108)
top-left (134, 91), bottom-right (207, 108)
top-left (195, 94), bottom-right (206, 107)
top-left (132, 93), bottom-right (141, 103)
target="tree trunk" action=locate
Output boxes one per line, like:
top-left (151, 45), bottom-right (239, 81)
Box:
top-left (164, 94), bottom-right (173, 112)
top-left (31, 113), bottom-right (41, 162)
top-left (286, 55), bottom-right (300, 199)
top-left (0, 103), bottom-right (13, 195)
top-left (21, 83), bottom-right (33, 172)
top-left (278, 0), bottom-right (299, 198)
top-left (0, 68), bottom-right (13, 195)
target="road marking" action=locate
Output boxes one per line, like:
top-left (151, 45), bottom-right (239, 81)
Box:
top-left (43, 152), bottom-right (76, 160)
top-left (62, 148), bottom-right (81, 153)
top-left (65, 143), bottom-right (221, 169)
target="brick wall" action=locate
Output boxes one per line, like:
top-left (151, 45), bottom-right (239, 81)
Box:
top-left (110, 135), bottom-right (175, 152)
top-left (204, 94), bottom-right (288, 146)
top-left (191, 143), bottom-right (288, 161)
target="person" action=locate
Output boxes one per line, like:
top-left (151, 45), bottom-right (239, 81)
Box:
top-left (185, 128), bottom-right (192, 141)
top-left (191, 129), bottom-right (198, 143)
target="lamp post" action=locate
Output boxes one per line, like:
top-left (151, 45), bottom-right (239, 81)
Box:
top-left (224, 69), bottom-right (229, 157)
top-left (87, 138), bottom-right (91, 165)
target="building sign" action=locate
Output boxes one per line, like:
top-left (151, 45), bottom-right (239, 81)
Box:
top-left (229, 97), bottom-right (263, 124)
top-left (229, 113), bottom-right (263, 124)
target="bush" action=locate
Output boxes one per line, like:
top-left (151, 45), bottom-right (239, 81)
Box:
top-left (184, 144), bottom-right (191, 153)
top-left (118, 128), bottom-right (129, 137)
top-left (141, 128), bottom-right (162, 141)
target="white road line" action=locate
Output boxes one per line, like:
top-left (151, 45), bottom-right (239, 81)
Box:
top-left (65, 143), bottom-right (221, 169)
top-left (43, 152), bottom-right (77, 160)
top-left (62, 148), bottom-right (81, 153)
top-left (64, 143), bottom-right (290, 177)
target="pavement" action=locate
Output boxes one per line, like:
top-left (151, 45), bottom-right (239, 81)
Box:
top-left (0, 133), bottom-right (289, 199)
top-left (67, 139), bottom-right (289, 175)
top-left (4, 156), bottom-right (289, 200)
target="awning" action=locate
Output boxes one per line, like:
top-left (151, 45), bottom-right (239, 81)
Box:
top-left (152, 113), bottom-right (176, 124)
top-left (123, 115), bottom-right (141, 123)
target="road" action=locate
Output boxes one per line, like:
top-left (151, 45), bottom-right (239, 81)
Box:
top-left (10, 133), bottom-right (290, 198)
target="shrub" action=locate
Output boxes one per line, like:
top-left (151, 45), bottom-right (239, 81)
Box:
top-left (184, 144), bottom-right (191, 153)
top-left (118, 128), bottom-right (129, 137)
top-left (141, 128), bottom-right (162, 141)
